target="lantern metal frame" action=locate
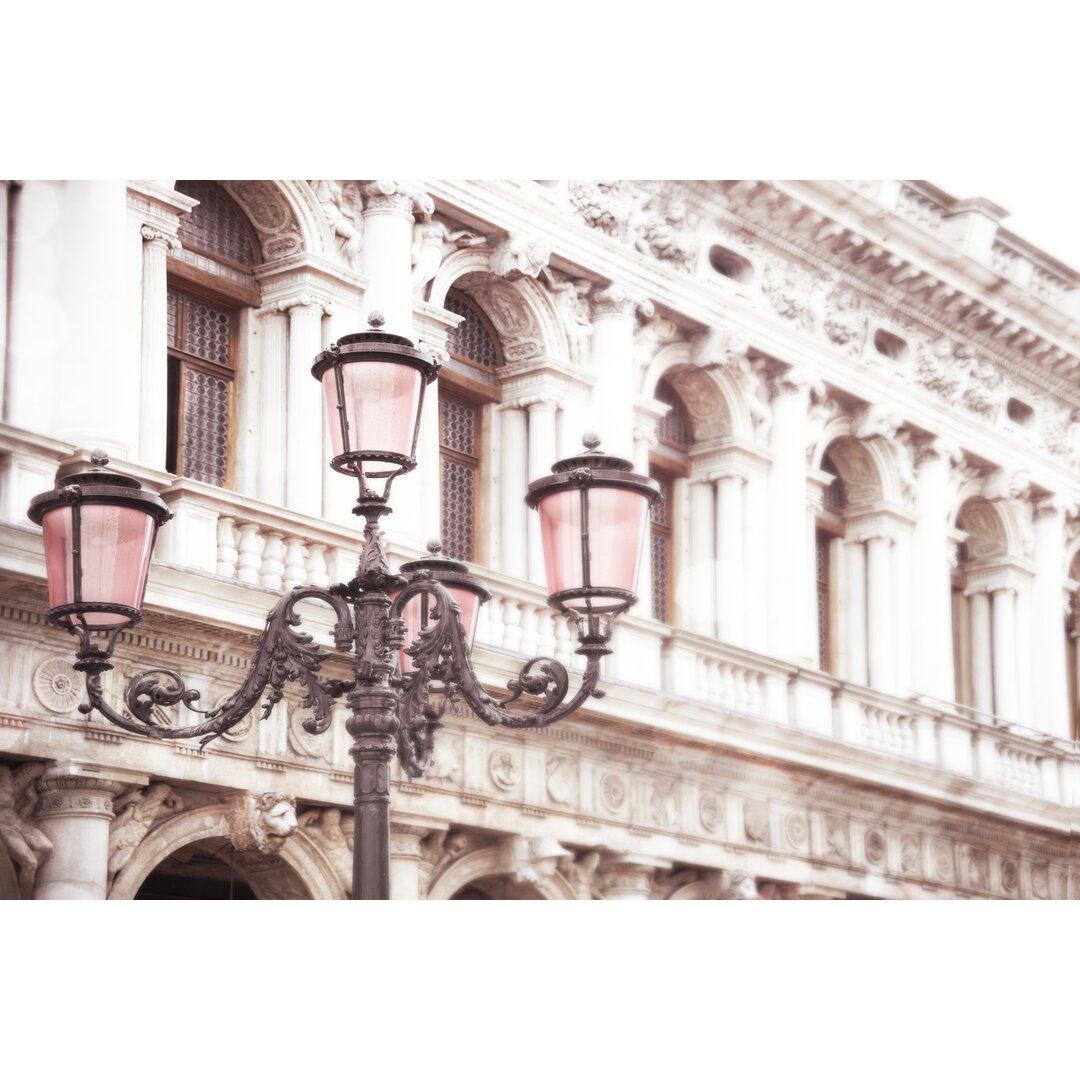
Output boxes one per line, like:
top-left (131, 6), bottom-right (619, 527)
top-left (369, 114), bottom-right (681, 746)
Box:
top-left (525, 436), bottom-right (661, 642)
top-left (311, 315), bottom-right (439, 502)
top-left (29, 323), bottom-right (659, 901)
top-left (27, 452), bottom-right (172, 667)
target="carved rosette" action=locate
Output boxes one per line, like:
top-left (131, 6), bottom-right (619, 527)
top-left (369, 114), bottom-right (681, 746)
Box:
top-left (743, 800), bottom-right (770, 844)
top-left (698, 791), bottom-right (723, 832)
top-left (32, 658), bottom-right (85, 714)
top-left (599, 772), bottom-right (627, 814)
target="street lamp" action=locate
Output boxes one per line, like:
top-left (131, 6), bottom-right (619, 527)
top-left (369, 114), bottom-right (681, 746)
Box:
top-left (27, 314), bottom-right (661, 900)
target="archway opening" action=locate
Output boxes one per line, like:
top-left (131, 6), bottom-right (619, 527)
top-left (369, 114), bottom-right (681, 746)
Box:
top-left (449, 874), bottom-right (544, 900)
top-left (133, 838), bottom-right (311, 900)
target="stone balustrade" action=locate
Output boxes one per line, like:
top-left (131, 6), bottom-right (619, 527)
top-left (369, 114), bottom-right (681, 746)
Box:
top-left (1, 429), bottom-right (1076, 809)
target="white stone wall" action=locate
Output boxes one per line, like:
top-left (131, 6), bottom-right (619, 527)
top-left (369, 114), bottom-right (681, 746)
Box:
top-left (0, 179), bottom-right (1076, 900)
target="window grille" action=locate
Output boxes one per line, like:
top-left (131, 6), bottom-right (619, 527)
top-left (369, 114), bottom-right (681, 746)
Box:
top-left (656, 380), bottom-right (692, 448)
top-left (166, 284), bottom-right (235, 487)
top-left (175, 181), bottom-right (259, 268)
top-left (445, 293), bottom-right (500, 368)
top-left (439, 391), bottom-right (480, 562)
top-left (650, 472), bottom-right (674, 622)
top-left (816, 529), bottom-right (830, 671)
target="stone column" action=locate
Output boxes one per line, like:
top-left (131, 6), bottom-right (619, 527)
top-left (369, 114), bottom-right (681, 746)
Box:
top-left (990, 585), bottom-right (1019, 722)
top-left (743, 464), bottom-right (770, 652)
top-left (912, 440), bottom-right (958, 700)
top-left (715, 472), bottom-right (745, 645)
top-left (389, 823), bottom-right (431, 901)
top-left (137, 226), bottom-right (180, 469)
top-left (32, 763), bottom-right (132, 900)
top-left (5, 180), bottom-right (62, 435)
top-left (1031, 498), bottom-right (1071, 737)
top-left (968, 590), bottom-right (994, 716)
top-left (255, 308), bottom-right (288, 505)
top-left (767, 371), bottom-right (814, 665)
top-left (865, 533), bottom-right (895, 693)
top-left (360, 181), bottom-right (430, 337)
top-left (588, 283), bottom-right (652, 461)
top-left (281, 296), bottom-right (328, 518)
top-left (688, 478), bottom-right (717, 637)
top-left (842, 540), bottom-right (867, 683)
top-left (57, 181), bottom-right (141, 459)
top-left (526, 397), bottom-right (559, 586)
top-left (500, 404), bottom-right (529, 578)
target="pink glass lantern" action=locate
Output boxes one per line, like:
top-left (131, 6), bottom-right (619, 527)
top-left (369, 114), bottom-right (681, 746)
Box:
top-left (27, 452), bottom-right (171, 634)
top-left (526, 435), bottom-right (660, 624)
top-left (394, 542), bottom-right (489, 673)
top-left (311, 314), bottom-right (439, 491)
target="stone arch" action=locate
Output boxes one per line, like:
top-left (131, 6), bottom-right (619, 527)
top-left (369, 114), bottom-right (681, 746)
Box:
top-left (644, 343), bottom-right (753, 441)
top-left (425, 846), bottom-right (576, 900)
top-left (430, 261), bottom-right (571, 367)
top-left (956, 498), bottom-right (1016, 562)
top-left (216, 180), bottom-right (330, 264)
top-left (813, 424), bottom-right (909, 509)
top-left (108, 804), bottom-right (344, 900)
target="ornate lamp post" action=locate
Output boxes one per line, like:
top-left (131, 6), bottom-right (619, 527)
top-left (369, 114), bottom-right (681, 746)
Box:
top-left (28, 315), bottom-right (661, 900)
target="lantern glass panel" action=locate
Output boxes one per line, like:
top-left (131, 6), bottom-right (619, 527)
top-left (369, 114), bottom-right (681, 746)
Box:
top-left (41, 504), bottom-right (157, 627)
top-left (323, 360), bottom-right (424, 462)
top-left (537, 486), bottom-right (650, 611)
top-left (397, 584), bottom-right (483, 673)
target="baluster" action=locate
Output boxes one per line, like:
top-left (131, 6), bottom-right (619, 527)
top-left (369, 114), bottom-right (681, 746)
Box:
top-left (537, 608), bottom-right (557, 658)
top-left (732, 667), bottom-right (748, 712)
top-left (704, 659), bottom-right (721, 704)
top-left (307, 543), bottom-right (329, 588)
top-left (484, 595), bottom-right (504, 648)
top-left (216, 516), bottom-right (239, 579)
top-left (520, 604), bottom-right (539, 658)
top-left (553, 612), bottom-right (572, 665)
top-left (502, 600), bottom-right (522, 654)
top-left (282, 537), bottom-right (308, 592)
top-left (236, 524), bottom-right (263, 585)
top-left (260, 532), bottom-right (286, 591)
top-left (720, 663), bottom-right (736, 710)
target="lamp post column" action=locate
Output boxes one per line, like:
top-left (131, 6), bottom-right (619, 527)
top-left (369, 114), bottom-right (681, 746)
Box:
top-left (31, 762), bottom-right (131, 901)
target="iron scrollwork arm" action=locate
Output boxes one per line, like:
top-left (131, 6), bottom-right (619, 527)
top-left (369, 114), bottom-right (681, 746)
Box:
top-left (389, 579), bottom-right (606, 777)
top-left (77, 587), bottom-right (355, 748)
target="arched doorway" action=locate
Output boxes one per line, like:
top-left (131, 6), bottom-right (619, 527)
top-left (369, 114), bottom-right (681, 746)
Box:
top-left (133, 837), bottom-right (311, 900)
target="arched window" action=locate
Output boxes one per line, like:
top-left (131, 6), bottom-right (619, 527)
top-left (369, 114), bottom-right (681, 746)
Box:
top-left (439, 290), bottom-right (503, 562)
top-left (167, 181), bottom-right (260, 488)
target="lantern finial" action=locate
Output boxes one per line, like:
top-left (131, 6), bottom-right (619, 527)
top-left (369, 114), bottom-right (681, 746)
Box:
top-left (582, 432), bottom-right (601, 452)
top-left (90, 449), bottom-right (109, 467)
top-left (426, 538), bottom-right (443, 555)
top-left (367, 311), bottom-right (385, 330)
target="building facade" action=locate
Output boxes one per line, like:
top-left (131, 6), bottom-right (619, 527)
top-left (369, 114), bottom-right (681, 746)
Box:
top-left (0, 178), bottom-right (1077, 900)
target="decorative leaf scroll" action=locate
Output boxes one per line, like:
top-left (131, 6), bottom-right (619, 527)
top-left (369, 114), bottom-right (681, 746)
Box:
top-left (389, 580), bottom-right (603, 777)
top-left (81, 588), bottom-right (354, 747)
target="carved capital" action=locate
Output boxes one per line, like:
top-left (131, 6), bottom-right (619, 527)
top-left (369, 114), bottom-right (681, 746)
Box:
top-left (35, 773), bottom-right (127, 820)
top-left (389, 823), bottom-right (431, 860)
top-left (913, 435), bottom-right (962, 468)
top-left (276, 292), bottom-right (333, 317)
top-left (982, 467), bottom-right (1030, 503)
top-left (589, 281), bottom-right (654, 321)
top-left (361, 180), bottom-right (434, 219)
top-left (1033, 494), bottom-right (1072, 521)
top-left (767, 367), bottom-right (814, 400)
top-left (140, 224), bottom-right (181, 251)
